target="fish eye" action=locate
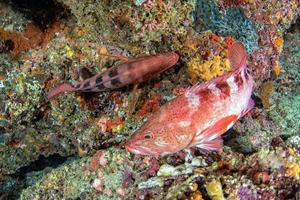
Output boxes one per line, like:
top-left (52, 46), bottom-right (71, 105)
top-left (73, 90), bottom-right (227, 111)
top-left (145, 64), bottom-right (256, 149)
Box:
top-left (144, 135), bottom-right (151, 139)
top-left (144, 132), bottom-right (153, 139)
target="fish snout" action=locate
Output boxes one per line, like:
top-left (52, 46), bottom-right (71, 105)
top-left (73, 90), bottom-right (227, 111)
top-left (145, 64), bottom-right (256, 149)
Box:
top-left (125, 141), bottom-right (142, 155)
top-left (125, 140), bottom-right (156, 156)
top-left (159, 52), bottom-right (179, 66)
top-left (169, 52), bottom-right (180, 65)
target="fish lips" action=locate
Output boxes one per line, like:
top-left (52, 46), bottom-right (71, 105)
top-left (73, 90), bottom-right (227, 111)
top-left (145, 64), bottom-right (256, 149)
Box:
top-left (125, 141), bottom-right (157, 156)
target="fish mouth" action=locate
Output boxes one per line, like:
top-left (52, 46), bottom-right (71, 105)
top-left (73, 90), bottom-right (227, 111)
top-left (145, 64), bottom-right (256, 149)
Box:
top-left (125, 142), bottom-right (157, 156)
top-left (125, 142), bottom-right (143, 155)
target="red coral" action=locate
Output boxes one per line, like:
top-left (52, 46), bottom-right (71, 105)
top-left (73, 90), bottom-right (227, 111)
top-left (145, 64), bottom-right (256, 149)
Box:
top-left (106, 118), bottom-right (124, 133)
top-left (89, 150), bottom-right (106, 171)
top-left (136, 94), bottom-right (161, 118)
top-left (110, 93), bottom-right (123, 105)
top-left (0, 21), bottom-right (60, 57)
top-left (253, 171), bottom-right (270, 184)
top-left (224, 36), bottom-right (235, 49)
top-left (41, 21), bottom-right (61, 47)
top-left (210, 33), bottom-right (221, 42)
top-left (142, 158), bottom-right (160, 178)
top-left (1, 23), bottom-right (42, 56)
top-left (9, 139), bottom-right (22, 149)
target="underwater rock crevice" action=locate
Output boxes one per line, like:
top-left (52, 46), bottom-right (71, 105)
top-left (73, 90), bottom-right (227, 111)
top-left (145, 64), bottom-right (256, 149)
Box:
top-left (1, 154), bottom-right (71, 200)
top-left (4, 0), bottom-right (71, 31)
top-left (12, 153), bottom-right (69, 179)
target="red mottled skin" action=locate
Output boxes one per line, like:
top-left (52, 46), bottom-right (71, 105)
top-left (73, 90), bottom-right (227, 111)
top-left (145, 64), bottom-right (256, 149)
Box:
top-left (125, 42), bottom-right (254, 156)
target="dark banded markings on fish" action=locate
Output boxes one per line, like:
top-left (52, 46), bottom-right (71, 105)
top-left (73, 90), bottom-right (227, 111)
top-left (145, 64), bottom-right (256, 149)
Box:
top-left (111, 78), bottom-right (122, 86)
top-left (215, 82), bottom-right (230, 98)
top-left (97, 84), bottom-right (106, 90)
top-left (95, 76), bottom-right (103, 84)
top-left (198, 89), bottom-right (211, 98)
top-left (83, 81), bottom-right (90, 88)
top-left (74, 84), bottom-right (81, 89)
top-left (234, 74), bottom-right (243, 88)
top-left (108, 68), bottom-right (119, 78)
top-left (207, 83), bottom-right (221, 97)
top-left (84, 88), bottom-right (93, 92)
top-left (245, 68), bottom-right (250, 80)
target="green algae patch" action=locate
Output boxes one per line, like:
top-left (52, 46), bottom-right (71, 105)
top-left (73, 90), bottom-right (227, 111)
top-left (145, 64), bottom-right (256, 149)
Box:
top-left (1, 72), bottom-right (43, 125)
top-left (20, 148), bottom-right (133, 200)
top-left (48, 94), bottom-right (93, 127)
top-left (226, 116), bottom-right (275, 153)
top-left (56, 0), bottom-right (195, 54)
top-left (20, 157), bottom-right (95, 200)
top-left (0, 126), bottom-right (74, 175)
top-left (269, 92), bottom-right (300, 136)
top-left (268, 25), bottom-right (300, 137)
top-left (194, 0), bottom-right (258, 53)
top-left (1, 0), bottom-right (300, 199)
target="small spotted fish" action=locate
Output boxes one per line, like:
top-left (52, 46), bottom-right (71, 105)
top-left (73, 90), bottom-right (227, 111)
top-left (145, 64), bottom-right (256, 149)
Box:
top-left (125, 41), bottom-right (254, 156)
top-left (47, 52), bottom-right (179, 100)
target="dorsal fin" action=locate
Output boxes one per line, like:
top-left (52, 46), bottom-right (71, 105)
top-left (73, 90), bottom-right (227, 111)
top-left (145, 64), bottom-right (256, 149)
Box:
top-left (228, 41), bottom-right (247, 70)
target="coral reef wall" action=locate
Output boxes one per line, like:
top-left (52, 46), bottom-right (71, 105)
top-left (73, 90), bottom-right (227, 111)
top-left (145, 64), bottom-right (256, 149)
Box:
top-left (0, 0), bottom-right (300, 199)
top-left (194, 0), bottom-right (259, 53)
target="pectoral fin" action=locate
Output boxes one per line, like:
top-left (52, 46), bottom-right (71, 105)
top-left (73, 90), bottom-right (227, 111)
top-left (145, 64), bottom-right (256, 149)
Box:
top-left (196, 137), bottom-right (223, 151)
top-left (189, 115), bottom-right (238, 151)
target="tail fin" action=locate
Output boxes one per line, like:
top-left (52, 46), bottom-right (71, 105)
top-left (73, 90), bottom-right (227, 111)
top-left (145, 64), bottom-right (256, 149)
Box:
top-left (228, 41), bottom-right (247, 70)
top-left (47, 83), bottom-right (75, 101)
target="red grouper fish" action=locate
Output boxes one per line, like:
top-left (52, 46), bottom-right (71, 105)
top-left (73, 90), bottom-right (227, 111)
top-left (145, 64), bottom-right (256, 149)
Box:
top-left (125, 41), bottom-right (254, 156)
top-left (47, 52), bottom-right (179, 100)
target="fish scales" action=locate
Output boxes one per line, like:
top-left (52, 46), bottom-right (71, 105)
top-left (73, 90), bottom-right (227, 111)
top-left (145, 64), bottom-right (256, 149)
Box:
top-left (47, 52), bottom-right (179, 100)
top-left (125, 41), bottom-right (254, 156)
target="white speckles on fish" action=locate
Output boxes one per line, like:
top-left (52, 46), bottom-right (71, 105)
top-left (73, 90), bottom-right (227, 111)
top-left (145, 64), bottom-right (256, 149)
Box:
top-left (125, 41), bottom-right (254, 156)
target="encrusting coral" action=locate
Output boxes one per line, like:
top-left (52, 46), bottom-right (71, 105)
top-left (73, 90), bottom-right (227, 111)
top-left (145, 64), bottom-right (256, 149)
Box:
top-left (188, 55), bottom-right (231, 81)
top-left (194, 0), bottom-right (258, 53)
top-left (186, 33), bottom-right (233, 82)
top-left (1, 0), bottom-right (300, 199)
